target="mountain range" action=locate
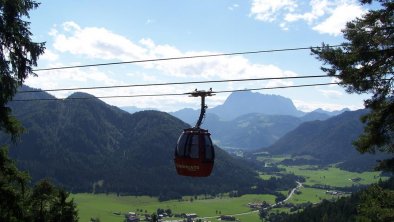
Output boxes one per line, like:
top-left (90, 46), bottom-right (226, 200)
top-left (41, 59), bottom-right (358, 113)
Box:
top-left (2, 86), bottom-right (259, 197)
top-left (3, 85), bottom-right (382, 198)
top-left (168, 91), bottom-right (348, 150)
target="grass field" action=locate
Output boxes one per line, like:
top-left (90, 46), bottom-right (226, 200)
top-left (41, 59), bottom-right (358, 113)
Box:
top-left (72, 193), bottom-right (276, 222)
top-left (72, 163), bottom-right (387, 222)
top-left (286, 187), bottom-right (339, 204)
top-left (281, 165), bottom-right (385, 187)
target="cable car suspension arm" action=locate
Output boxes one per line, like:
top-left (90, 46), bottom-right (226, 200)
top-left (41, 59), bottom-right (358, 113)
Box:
top-left (189, 88), bottom-right (214, 129)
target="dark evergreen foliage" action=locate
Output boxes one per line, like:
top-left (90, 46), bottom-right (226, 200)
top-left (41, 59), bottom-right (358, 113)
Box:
top-left (0, 1), bottom-right (79, 221)
top-left (266, 177), bottom-right (394, 222)
top-left (311, 0), bottom-right (394, 171)
top-left (0, 0), bottom-right (45, 140)
top-left (0, 147), bottom-right (78, 222)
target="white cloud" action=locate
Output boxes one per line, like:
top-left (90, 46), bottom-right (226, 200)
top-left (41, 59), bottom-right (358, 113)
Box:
top-left (40, 49), bottom-right (59, 62)
top-left (319, 88), bottom-right (343, 98)
top-left (285, 0), bottom-right (329, 23)
top-left (250, 0), bottom-right (366, 35)
top-left (250, 0), bottom-right (297, 22)
top-left (52, 21), bottom-right (147, 61)
top-left (312, 3), bottom-right (365, 36)
top-left (25, 66), bottom-right (123, 99)
top-left (293, 99), bottom-right (361, 112)
top-left (50, 22), bottom-right (297, 81)
top-left (31, 22), bottom-right (302, 111)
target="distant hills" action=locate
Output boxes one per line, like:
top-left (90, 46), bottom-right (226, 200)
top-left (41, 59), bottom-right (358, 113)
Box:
top-left (262, 109), bottom-right (388, 171)
top-left (2, 86), bottom-right (259, 197)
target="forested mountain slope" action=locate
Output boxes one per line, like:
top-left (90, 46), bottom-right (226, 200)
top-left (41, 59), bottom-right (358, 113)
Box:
top-left (264, 110), bottom-right (388, 170)
top-left (2, 87), bottom-right (259, 197)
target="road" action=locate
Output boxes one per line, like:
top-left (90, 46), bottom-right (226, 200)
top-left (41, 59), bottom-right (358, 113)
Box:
top-left (196, 181), bottom-right (303, 220)
top-left (271, 181), bottom-right (303, 207)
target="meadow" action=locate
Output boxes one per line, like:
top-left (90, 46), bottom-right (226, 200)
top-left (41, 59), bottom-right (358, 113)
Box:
top-left (72, 193), bottom-right (276, 222)
top-left (72, 161), bottom-right (387, 222)
top-left (280, 165), bottom-right (385, 187)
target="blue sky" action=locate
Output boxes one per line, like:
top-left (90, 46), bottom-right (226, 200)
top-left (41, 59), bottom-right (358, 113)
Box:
top-left (26, 0), bottom-right (374, 112)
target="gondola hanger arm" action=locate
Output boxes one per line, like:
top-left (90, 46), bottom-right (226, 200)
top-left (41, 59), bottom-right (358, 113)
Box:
top-left (186, 88), bottom-right (214, 129)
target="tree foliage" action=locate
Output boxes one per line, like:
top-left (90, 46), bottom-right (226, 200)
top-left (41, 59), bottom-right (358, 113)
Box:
top-left (265, 178), bottom-right (394, 222)
top-left (28, 180), bottom-right (78, 222)
top-left (0, 1), bottom-right (78, 221)
top-left (0, 146), bottom-right (30, 221)
top-left (0, 147), bottom-right (78, 222)
top-left (0, 0), bottom-right (45, 139)
top-left (311, 0), bottom-right (394, 170)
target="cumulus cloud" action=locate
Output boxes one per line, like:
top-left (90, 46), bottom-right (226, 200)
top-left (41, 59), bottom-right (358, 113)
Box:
top-left (250, 0), bottom-right (297, 22)
top-left (293, 99), bottom-right (361, 112)
top-left (319, 88), bottom-right (343, 98)
top-left (52, 21), bottom-right (147, 61)
top-left (39, 49), bottom-right (59, 62)
top-left (31, 21), bottom-right (305, 111)
top-left (49, 21), bottom-right (297, 81)
top-left (285, 0), bottom-right (329, 23)
top-left (312, 3), bottom-right (365, 36)
top-left (26, 66), bottom-right (122, 96)
top-left (250, 0), bottom-right (366, 35)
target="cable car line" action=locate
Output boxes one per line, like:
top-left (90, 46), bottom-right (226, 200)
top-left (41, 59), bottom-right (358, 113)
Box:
top-left (18, 74), bottom-right (336, 93)
top-left (12, 82), bottom-right (338, 102)
top-left (32, 44), bottom-right (343, 72)
top-left (213, 82), bottom-right (337, 94)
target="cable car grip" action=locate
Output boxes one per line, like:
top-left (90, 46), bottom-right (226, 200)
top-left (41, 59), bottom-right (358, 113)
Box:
top-left (188, 88), bottom-right (214, 129)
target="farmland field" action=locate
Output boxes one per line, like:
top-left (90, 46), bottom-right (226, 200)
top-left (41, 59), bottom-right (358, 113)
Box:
top-left (280, 165), bottom-right (385, 187)
top-left (72, 193), bottom-right (276, 222)
top-left (72, 162), bottom-right (387, 222)
top-left (282, 187), bottom-right (337, 204)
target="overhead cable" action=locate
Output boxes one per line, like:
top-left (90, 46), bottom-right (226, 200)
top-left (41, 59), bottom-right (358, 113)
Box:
top-left (32, 45), bottom-right (343, 72)
top-left (12, 82), bottom-right (338, 102)
top-left (18, 74), bottom-right (336, 93)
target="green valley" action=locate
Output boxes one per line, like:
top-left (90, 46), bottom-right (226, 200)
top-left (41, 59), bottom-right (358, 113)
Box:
top-left (71, 160), bottom-right (387, 222)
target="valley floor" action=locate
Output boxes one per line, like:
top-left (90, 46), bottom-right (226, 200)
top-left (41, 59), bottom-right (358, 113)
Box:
top-left (72, 158), bottom-right (387, 222)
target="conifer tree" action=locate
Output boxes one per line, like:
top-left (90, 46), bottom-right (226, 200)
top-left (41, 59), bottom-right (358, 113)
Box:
top-left (312, 0), bottom-right (394, 171)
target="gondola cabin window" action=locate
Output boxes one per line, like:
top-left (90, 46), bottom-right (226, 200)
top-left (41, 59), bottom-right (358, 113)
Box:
top-left (176, 134), bottom-right (187, 156)
top-left (190, 135), bottom-right (199, 158)
top-left (204, 135), bottom-right (214, 160)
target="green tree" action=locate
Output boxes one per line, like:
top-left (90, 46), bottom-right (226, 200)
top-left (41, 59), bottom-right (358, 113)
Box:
top-left (0, 0), bottom-right (45, 140)
top-left (29, 180), bottom-right (78, 222)
top-left (30, 180), bottom-right (56, 221)
top-left (311, 0), bottom-right (394, 171)
top-left (356, 184), bottom-right (394, 221)
top-left (48, 189), bottom-right (78, 222)
top-left (0, 146), bottom-right (30, 221)
top-left (0, 1), bottom-right (78, 221)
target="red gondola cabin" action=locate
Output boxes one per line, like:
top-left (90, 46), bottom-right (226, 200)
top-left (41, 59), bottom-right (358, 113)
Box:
top-left (174, 128), bottom-right (215, 177)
